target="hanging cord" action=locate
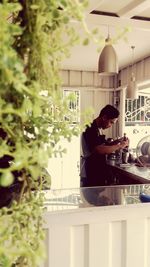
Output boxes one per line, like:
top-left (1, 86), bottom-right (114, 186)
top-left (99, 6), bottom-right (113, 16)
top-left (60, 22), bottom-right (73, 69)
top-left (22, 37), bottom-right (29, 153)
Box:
top-left (106, 25), bottom-right (111, 43)
top-left (131, 45), bottom-right (135, 78)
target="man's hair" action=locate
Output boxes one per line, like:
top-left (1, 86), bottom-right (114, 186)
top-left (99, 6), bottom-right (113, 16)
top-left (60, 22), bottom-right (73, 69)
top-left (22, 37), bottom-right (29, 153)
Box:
top-left (99, 105), bottom-right (119, 119)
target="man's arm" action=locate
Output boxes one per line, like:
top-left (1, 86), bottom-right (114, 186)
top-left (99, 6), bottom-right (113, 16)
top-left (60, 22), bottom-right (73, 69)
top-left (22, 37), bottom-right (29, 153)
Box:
top-left (94, 140), bottom-right (129, 155)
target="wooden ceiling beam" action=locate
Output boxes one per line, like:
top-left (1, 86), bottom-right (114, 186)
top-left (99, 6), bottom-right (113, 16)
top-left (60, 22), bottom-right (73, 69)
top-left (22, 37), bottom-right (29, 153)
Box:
top-left (118, 0), bottom-right (150, 18)
top-left (85, 13), bottom-right (150, 31)
top-left (85, 0), bottom-right (105, 14)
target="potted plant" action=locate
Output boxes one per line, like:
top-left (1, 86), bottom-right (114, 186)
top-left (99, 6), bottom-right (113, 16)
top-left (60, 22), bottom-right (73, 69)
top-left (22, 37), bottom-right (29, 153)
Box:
top-left (0, 0), bottom-right (91, 266)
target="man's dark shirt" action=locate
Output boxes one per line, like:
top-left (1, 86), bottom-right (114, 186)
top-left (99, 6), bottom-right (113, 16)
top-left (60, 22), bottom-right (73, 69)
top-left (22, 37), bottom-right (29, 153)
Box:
top-left (81, 120), bottom-right (112, 187)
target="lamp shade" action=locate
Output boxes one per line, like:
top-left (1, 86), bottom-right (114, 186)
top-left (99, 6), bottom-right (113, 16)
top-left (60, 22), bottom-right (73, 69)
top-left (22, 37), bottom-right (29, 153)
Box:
top-left (126, 74), bottom-right (138, 99)
top-left (98, 37), bottom-right (118, 76)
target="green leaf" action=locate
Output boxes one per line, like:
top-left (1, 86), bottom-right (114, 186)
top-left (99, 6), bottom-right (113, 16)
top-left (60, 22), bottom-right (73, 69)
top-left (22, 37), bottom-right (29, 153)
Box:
top-left (92, 28), bottom-right (99, 35)
top-left (82, 38), bottom-right (89, 46)
top-left (30, 4), bottom-right (39, 10)
top-left (0, 172), bottom-right (14, 187)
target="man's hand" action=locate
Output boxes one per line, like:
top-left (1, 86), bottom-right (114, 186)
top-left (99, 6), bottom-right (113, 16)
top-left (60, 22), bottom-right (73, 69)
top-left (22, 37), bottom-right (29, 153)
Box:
top-left (118, 139), bottom-right (129, 149)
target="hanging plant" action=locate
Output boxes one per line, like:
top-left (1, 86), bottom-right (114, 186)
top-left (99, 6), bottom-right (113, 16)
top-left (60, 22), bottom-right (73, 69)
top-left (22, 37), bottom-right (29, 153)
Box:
top-left (0, 0), bottom-right (92, 266)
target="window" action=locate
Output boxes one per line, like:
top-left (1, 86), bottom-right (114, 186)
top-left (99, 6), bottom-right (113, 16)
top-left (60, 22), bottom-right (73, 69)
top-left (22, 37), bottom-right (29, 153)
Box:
top-left (124, 92), bottom-right (150, 149)
top-left (125, 96), bottom-right (150, 126)
top-left (63, 89), bottom-right (80, 124)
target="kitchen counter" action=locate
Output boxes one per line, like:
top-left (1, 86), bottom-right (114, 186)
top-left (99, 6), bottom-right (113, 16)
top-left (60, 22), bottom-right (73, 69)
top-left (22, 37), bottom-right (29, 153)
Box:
top-left (107, 160), bottom-right (150, 184)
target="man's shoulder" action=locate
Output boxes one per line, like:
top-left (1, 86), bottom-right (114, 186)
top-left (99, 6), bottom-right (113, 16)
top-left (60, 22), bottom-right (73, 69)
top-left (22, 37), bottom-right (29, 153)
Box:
top-left (83, 120), bottom-right (98, 139)
top-left (85, 119), bottom-right (97, 131)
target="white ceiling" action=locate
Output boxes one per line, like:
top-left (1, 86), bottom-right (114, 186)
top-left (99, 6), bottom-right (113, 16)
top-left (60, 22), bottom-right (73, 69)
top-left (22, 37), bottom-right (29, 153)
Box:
top-left (62, 0), bottom-right (150, 72)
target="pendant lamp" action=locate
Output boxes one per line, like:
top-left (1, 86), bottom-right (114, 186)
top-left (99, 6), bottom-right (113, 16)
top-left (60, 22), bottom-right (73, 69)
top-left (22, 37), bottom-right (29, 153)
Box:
top-left (98, 34), bottom-right (118, 76)
top-left (126, 46), bottom-right (138, 99)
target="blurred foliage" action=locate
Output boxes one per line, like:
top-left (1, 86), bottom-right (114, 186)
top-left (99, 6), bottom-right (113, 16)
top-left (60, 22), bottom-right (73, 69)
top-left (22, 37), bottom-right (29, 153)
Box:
top-left (0, 0), bottom-right (91, 266)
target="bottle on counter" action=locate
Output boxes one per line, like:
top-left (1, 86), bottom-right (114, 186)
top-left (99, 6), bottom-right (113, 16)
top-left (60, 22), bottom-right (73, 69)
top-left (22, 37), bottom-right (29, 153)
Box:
top-left (123, 133), bottom-right (127, 141)
top-left (122, 133), bottom-right (129, 163)
top-left (115, 136), bottom-right (123, 164)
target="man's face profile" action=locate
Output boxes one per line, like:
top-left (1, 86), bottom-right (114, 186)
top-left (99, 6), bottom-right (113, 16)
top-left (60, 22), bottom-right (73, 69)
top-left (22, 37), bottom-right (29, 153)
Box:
top-left (101, 116), bottom-right (118, 129)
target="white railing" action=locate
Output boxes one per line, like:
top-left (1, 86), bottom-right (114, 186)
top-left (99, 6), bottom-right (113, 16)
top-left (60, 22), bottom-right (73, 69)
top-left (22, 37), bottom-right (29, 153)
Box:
top-left (125, 95), bottom-right (150, 124)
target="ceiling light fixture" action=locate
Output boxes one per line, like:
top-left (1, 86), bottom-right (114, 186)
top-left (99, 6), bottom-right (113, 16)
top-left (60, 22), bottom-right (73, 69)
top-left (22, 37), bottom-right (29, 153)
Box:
top-left (98, 29), bottom-right (118, 76)
top-left (126, 46), bottom-right (138, 99)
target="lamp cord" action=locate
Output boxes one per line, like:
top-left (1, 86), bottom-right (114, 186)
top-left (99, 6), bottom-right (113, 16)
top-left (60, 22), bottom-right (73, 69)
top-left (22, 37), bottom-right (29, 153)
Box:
top-left (131, 45), bottom-right (135, 76)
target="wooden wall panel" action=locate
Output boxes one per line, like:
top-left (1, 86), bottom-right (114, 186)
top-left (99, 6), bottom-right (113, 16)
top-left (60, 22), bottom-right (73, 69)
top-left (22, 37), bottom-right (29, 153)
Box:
top-left (71, 225), bottom-right (89, 267)
top-left (119, 56), bottom-right (150, 86)
top-left (70, 71), bottom-right (82, 86)
top-left (60, 70), bottom-right (69, 86)
top-left (48, 225), bottom-right (71, 267)
top-left (144, 57), bottom-right (150, 78)
top-left (88, 223), bottom-right (110, 267)
top-left (146, 218), bottom-right (150, 267)
top-left (82, 72), bottom-right (94, 86)
top-left (125, 218), bottom-right (146, 267)
top-left (111, 221), bottom-right (126, 267)
top-left (43, 204), bottom-right (150, 267)
top-left (60, 70), bottom-right (115, 88)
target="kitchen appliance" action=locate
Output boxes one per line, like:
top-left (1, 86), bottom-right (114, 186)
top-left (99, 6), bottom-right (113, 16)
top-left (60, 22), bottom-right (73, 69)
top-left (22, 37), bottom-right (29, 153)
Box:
top-left (136, 135), bottom-right (150, 202)
top-left (136, 135), bottom-right (150, 167)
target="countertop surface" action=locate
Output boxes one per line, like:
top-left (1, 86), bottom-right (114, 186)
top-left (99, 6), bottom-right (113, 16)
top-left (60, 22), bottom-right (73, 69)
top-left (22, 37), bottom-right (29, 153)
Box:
top-left (107, 160), bottom-right (150, 183)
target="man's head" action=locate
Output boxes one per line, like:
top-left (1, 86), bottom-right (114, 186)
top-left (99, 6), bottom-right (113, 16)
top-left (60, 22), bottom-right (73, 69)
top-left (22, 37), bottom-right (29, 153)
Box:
top-left (97, 105), bottom-right (120, 129)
